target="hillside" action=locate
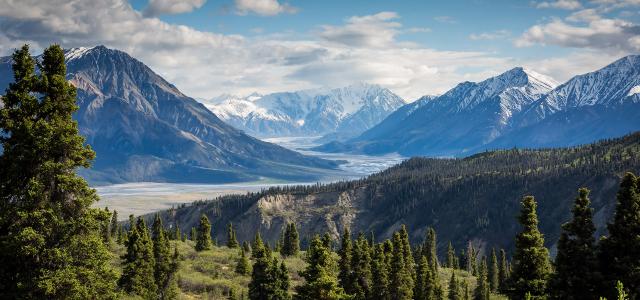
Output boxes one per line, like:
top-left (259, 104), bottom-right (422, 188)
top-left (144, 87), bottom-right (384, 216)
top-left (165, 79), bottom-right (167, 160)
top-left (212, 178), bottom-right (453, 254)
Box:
top-left (149, 132), bottom-right (640, 256)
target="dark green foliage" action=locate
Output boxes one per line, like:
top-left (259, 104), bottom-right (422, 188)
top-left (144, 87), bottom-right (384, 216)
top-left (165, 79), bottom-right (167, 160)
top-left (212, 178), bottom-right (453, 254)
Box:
top-left (474, 257), bottom-right (489, 300)
top-left (282, 223), bottom-right (300, 257)
top-left (322, 232), bottom-right (333, 250)
top-left (422, 227), bottom-right (439, 272)
top-left (152, 214), bottom-right (179, 299)
top-left (389, 231), bottom-right (414, 300)
top-left (227, 222), bottom-right (239, 248)
top-left (110, 210), bottom-right (119, 238)
top-left (195, 214), bottom-right (212, 251)
top-left (448, 271), bottom-right (462, 300)
top-left (415, 256), bottom-right (434, 300)
top-left (338, 228), bottom-right (354, 294)
top-left (599, 172), bottom-right (640, 299)
top-left (236, 249), bottom-right (251, 275)
top-left (119, 218), bottom-right (158, 299)
top-left (351, 233), bottom-right (372, 299)
top-left (371, 243), bottom-right (390, 300)
top-left (447, 242), bottom-right (457, 269)
top-left (249, 232), bottom-right (274, 300)
top-left (498, 249), bottom-right (509, 293)
top-left (294, 235), bottom-right (347, 300)
top-left (489, 248), bottom-right (499, 293)
top-left (508, 196), bottom-right (551, 299)
top-left (549, 188), bottom-right (599, 299)
top-left (190, 227), bottom-right (197, 241)
top-left (0, 44), bottom-right (117, 299)
top-left (173, 224), bottom-right (181, 241)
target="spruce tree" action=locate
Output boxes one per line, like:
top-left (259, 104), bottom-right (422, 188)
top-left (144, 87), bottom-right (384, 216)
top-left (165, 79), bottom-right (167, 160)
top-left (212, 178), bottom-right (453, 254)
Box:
top-left (351, 233), bottom-right (372, 299)
top-left (322, 232), bottom-right (333, 250)
top-left (389, 232), bottom-right (414, 300)
top-left (249, 232), bottom-right (276, 300)
top-left (338, 227), bottom-right (354, 294)
top-left (0, 44), bottom-right (117, 299)
top-left (448, 271), bottom-right (461, 300)
top-left (227, 222), bottom-right (239, 248)
top-left (371, 243), bottom-right (390, 300)
top-left (474, 257), bottom-right (489, 300)
top-left (599, 173), bottom-right (640, 299)
top-left (423, 227), bottom-right (439, 272)
top-left (110, 210), bottom-right (119, 238)
top-left (549, 188), bottom-right (599, 299)
top-left (288, 223), bottom-right (300, 256)
top-left (489, 248), bottom-right (499, 293)
top-left (294, 235), bottom-right (347, 300)
top-left (415, 255), bottom-right (434, 300)
top-left (119, 218), bottom-right (158, 299)
top-left (190, 227), bottom-right (197, 241)
top-left (498, 249), bottom-right (509, 293)
top-left (152, 214), bottom-right (178, 300)
top-left (173, 224), bottom-right (181, 241)
top-left (447, 242), bottom-right (456, 269)
top-left (508, 196), bottom-right (551, 299)
top-left (195, 214), bottom-right (212, 251)
top-left (236, 249), bottom-right (251, 275)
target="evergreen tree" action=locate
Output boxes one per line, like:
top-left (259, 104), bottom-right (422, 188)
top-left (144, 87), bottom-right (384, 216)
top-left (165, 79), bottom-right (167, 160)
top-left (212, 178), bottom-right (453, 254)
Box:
top-left (195, 214), bottom-right (212, 251)
top-left (599, 173), bottom-right (640, 299)
top-left (549, 188), bottom-right (599, 299)
top-left (489, 248), bottom-right (499, 293)
top-left (227, 222), bottom-right (239, 248)
top-left (389, 232), bottom-right (414, 300)
top-left (273, 259), bottom-right (291, 300)
top-left (249, 232), bottom-right (276, 300)
top-left (399, 225), bottom-right (415, 280)
top-left (288, 223), bottom-right (300, 256)
top-left (498, 249), bottom-right (509, 293)
top-left (152, 214), bottom-right (178, 300)
top-left (190, 227), bottom-right (197, 241)
top-left (338, 227), bottom-right (354, 294)
top-left (415, 255), bottom-right (434, 300)
top-left (110, 210), bottom-right (119, 238)
top-left (173, 224), bottom-right (181, 241)
top-left (236, 249), bottom-right (251, 275)
top-left (423, 227), bottom-right (439, 272)
top-left (351, 233), bottom-right (372, 299)
top-left (294, 235), bottom-right (348, 300)
top-left (447, 242), bottom-right (457, 269)
top-left (448, 271), bottom-right (461, 300)
top-left (0, 44), bottom-right (117, 299)
top-left (474, 257), bottom-right (489, 300)
top-left (508, 196), bottom-right (551, 299)
top-left (119, 218), bottom-right (158, 299)
top-left (322, 232), bottom-right (333, 250)
top-left (243, 241), bottom-right (252, 253)
top-left (371, 243), bottom-right (390, 300)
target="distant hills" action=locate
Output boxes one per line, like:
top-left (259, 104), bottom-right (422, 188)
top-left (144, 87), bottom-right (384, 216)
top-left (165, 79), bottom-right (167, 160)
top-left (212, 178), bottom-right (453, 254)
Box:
top-left (205, 83), bottom-right (406, 142)
top-left (316, 56), bottom-right (640, 157)
top-left (0, 46), bottom-right (339, 184)
top-left (149, 132), bottom-right (640, 253)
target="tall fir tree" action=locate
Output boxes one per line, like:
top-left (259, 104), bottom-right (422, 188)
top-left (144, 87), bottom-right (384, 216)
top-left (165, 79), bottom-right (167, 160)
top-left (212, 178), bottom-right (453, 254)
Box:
top-left (599, 173), bottom-right (640, 299)
top-left (195, 214), bottom-right (212, 251)
top-left (110, 210), bottom-right (119, 238)
top-left (474, 257), bottom-right (490, 300)
top-left (236, 249), bottom-right (251, 275)
top-left (371, 243), bottom-right (390, 300)
top-left (191, 227), bottom-right (197, 241)
top-left (489, 248), bottom-right (499, 293)
top-left (119, 218), bottom-right (158, 299)
top-left (549, 188), bottom-right (599, 299)
top-left (415, 255), bottom-right (434, 300)
top-left (389, 231), bottom-right (414, 300)
top-left (152, 214), bottom-right (178, 300)
top-left (227, 222), bottom-right (239, 248)
top-left (351, 233), bottom-right (372, 299)
top-left (448, 271), bottom-right (462, 300)
top-left (249, 232), bottom-right (276, 300)
top-left (0, 44), bottom-right (117, 299)
top-left (294, 235), bottom-right (348, 300)
top-left (422, 227), bottom-right (439, 272)
top-left (508, 196), bottom-right (551, 300)
top-left (338, 227), bottom-right (354, 294)
top-left (447, 242), bottom-right (457, 269)
top-left (498, 249), bottom-right (509, 293)
top-left (288, 223), bottom-right (300, 256)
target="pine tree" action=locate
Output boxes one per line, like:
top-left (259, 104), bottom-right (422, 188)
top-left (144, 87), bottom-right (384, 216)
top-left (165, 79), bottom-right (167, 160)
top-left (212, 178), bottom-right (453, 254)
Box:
top-left (173, 224), bottom-right (181, 241)
top-left (236, 249), bottom-right (251, 275)
top-left (273, 259), bottom-right (291, 300)
top-left (389, 232), bottom-right (414, 300)
top-left (0, 44), bottom-right (117, 299)
top-left (508, 196), bottom-right (551, 299)
top-left (415, 255), bottom-right (434, 300)
top-left (190, 227), bottom-right (197, 241)
top-left (119, 218), bottom-right (158, 299)
top-left (294, 235), bottom-right (348, 300)
top-left (338, 227), bottom-right (354, 294)
top-left (195, 214), bottom-right (212, 251)
top-left (549, 188), bottom-right (599, 299)
top-left (399, 225), bottom-right (415, 281)
top-left (152, 214), bottom-right (178, 299)
top-left (227, 222), bottom-right (239, 248)
top-left (489, 248), bottom-right (499, 293)
top-left (371, 243), bottom-right (390, 300)
top-left (423, 227), bottom-right (439, 272)
top-left (110, 210), bottom-right (119, 238)
top-left (249, 232), bottom-right (276, 300)
top-left (351, 233), bottom-right (372, 299)
top-left (448, 271), bottom-right (461, 300)
top-left (447, 242), bottom-right (457, 269)
top-left (474, 257), bottom-right (489, 300)
top-left (599, 173), bottom-right (640, 299)
top-left (498, 249), bottom-right (509, 293)
top-left (288, 223), bottom-right (300, 256)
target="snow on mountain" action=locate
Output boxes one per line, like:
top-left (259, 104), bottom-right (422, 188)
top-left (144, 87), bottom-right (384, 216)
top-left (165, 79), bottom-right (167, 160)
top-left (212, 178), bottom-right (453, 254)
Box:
top-left (205, 83), bottom-right (406, 139)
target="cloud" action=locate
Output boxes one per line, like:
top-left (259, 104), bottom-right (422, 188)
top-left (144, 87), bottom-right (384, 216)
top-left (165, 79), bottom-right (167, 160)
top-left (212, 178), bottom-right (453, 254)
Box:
top-left (434, 16), bottom-right (457, 24)
top-left (234, 0), bottom-right (297, 16)
top-left (522, 50), bottom-right (622, 82)
top-left (590, 0), bottom-right (640, 12)
top-left (515, 11), bottom-right (640, 52)
top-left (319, 12), bottom-right (402, 48)
top-left (535, 0), bottom-right (583, 10)
top-left (469, 30), bottom-right (511, 40)
top-left (142, 0), bottom-right (206, 17)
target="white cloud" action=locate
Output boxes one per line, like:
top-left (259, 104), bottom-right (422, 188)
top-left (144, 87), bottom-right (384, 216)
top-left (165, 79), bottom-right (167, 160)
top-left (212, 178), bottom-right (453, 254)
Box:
top-left (536, 0), bottom-right (583, 10)
top-left (319, 12), bottom-right (402, 48)
top-left (469, 30), bottom-right (511, 40)
top-left (142, 0), bottom-right (206, 17)
top-left (234, 0), bottom-right (297, 16)
top-left (522, 50), bottom-right (622, 82)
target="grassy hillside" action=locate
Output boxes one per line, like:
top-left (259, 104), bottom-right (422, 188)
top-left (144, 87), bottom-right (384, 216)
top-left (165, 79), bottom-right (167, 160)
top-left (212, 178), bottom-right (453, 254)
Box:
top-left (147, 132), bottom-right (640, 257)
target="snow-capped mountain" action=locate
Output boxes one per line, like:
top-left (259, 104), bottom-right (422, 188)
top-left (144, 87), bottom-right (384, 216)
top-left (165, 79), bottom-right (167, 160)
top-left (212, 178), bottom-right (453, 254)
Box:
top-left (316, 67), bottom-right (558, 156)
top-left (318, 56), bottom-right (640, 157)
top-left (0, 46), bottom-right (338, 184)
top-left (206, 83), bottom-right (406, 140)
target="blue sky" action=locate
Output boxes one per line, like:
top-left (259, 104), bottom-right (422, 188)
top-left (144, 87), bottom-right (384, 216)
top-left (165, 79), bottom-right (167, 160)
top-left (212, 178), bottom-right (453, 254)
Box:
top-left (0, 0), bottom-right (638, 100)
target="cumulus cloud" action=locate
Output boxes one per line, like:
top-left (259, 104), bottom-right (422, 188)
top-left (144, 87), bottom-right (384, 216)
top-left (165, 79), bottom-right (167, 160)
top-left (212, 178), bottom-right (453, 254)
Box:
top-left (142, 0), bottom-right (206, 17)
top-left (515, 10), bottom-right (640, 52)
top-left (319, 12), bottom-right (402, 48)
top-left (535, 0), bottom-right (582, 10)
top-left (469, 30), bottom-right (511, 40)
top-left (234, 0), bottom-right (297, 16)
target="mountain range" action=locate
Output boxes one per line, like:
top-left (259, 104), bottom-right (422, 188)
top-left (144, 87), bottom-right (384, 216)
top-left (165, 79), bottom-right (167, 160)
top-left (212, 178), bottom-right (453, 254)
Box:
top-left (205, 83), bottom-right (406, 141)
top-left (0, 46), bottom-right (339, 184)
top-left (316, 56), bottom-right (640, 157)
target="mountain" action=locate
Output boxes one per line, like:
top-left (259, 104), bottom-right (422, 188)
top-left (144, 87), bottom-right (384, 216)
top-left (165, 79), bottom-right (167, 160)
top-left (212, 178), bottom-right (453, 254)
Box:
top-left (0, 46), bottom-right (339, 184)
top-left (205, 83), bottom-right (406, 141)
top-left (146, 132), bottom-right (640, 254)
top-left (316, 67), bottom-right (558, 156)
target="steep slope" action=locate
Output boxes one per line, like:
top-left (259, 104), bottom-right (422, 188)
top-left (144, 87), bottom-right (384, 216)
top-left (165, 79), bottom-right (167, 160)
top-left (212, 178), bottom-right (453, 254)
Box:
top-left (206, 83), bottom-right (406, 140)
top-left (318, 67), bottom-right (557, 156)
top-left (149, 132), bottom-right (640, 254)
top-left (0, 46), bottom-right (339, 184)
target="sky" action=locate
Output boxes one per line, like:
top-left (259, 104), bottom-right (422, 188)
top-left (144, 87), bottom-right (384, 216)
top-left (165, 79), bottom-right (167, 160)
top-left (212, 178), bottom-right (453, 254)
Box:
top-left (0, 0), bottom-right (639, 101)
